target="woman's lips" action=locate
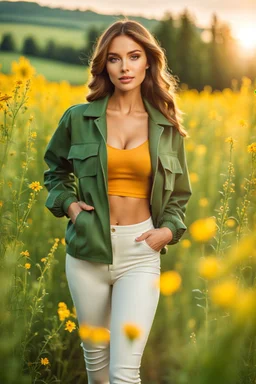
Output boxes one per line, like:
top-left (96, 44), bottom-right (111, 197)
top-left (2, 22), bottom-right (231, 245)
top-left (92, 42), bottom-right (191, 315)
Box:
top-left (119, 77), bottom-right (134, 83)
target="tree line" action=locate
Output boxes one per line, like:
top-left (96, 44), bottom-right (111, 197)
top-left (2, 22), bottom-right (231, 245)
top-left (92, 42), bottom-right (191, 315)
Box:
top-left (1, 10), bottom-right (255, 90)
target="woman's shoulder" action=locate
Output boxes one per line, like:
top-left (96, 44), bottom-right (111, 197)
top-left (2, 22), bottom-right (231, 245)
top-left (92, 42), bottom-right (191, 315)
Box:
top-left (56, 103), bottom-right (91, 129)
top-left (63, 102), bottom-right (91, 116)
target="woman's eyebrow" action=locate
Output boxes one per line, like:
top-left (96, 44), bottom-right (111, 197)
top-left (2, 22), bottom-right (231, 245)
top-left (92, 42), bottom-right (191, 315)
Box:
top-left (107, 49), bottom-right (142, 56)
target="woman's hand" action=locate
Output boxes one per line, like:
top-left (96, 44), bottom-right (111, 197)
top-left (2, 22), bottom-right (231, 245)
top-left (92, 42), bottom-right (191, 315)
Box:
top-left (67, 201), bottom-right (95, 225)
top-left (135, 227), bottom-right (173, 252)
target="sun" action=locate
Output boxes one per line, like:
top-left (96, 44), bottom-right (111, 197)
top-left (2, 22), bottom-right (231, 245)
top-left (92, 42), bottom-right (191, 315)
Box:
top-left (235, 26), bottom-right (256, 52)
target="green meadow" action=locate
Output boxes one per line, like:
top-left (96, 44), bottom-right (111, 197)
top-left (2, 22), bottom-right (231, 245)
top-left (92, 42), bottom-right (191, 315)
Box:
top-left (0, 22), bottom-right (89, 51)
top-left (0, 52), bottom-right (88, 84)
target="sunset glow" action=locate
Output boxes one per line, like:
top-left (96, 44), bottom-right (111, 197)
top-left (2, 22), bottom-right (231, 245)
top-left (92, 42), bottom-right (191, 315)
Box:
top-left (235, 26), bottom-right (256, 52)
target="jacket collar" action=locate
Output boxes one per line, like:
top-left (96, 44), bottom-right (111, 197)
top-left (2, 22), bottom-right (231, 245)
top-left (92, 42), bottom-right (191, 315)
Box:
top-left (83, 94), bottom-right (173, 127)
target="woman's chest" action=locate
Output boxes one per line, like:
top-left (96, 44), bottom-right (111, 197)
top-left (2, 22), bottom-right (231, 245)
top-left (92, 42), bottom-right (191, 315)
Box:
top-left (106, 111), bottom-right (149, 150)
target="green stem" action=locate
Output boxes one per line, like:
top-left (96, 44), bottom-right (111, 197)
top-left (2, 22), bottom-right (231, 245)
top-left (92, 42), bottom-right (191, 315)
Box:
top-left (216, 144), bottom-right (234, 256)
top-left (204, 280), bottom-right (209, 345)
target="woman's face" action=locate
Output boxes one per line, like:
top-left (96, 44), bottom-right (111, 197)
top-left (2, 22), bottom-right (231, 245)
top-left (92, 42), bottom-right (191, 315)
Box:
top-left (106, 35), bottom-right (149, 92)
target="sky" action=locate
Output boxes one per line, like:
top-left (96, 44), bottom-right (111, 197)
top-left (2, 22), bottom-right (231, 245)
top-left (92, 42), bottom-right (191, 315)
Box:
top-left (6, 0), bottom-right (256, 43)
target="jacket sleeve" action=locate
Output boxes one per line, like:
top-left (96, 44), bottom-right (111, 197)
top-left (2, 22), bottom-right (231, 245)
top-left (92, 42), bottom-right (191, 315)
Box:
top-left (43, 106), bottom-right (79, 218)
top-left (159, 135), bottom-right (192, 245)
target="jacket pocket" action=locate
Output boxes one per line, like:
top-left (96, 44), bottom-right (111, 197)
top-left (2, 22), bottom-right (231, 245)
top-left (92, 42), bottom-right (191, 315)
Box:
top-left (73, 210), bottom-right (91, 252)
top-left (73, 209), bottom-right (105, 257)
top-left (67, 142), bottom-right (99, 178)
top-left (159, 153), bottom-right (183, 190)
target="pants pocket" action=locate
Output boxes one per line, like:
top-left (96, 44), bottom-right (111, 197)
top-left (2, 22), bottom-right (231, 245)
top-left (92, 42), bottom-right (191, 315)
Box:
top-left (140, 239), bottom-right (159, 254)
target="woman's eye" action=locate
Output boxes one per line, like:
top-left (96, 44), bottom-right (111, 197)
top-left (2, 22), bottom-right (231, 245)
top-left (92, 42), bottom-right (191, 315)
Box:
top-left (108, 57), bottom-right (118, 63)
top-left (108, 55), bottom-right (140, 63)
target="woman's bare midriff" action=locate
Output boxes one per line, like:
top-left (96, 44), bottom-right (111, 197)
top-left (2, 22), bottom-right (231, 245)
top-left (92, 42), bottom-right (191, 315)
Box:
top-left (108, 195), bottom-right (151, 225)
top-left (106, 100), bottom-right (151, 225)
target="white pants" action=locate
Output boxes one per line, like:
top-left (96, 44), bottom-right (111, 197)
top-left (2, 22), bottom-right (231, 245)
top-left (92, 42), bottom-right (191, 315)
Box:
top-left (65, 216), bottom-right (161, 384)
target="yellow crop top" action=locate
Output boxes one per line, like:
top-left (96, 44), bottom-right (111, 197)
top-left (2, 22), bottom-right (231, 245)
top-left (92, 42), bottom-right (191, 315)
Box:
top-left (106, 140), bottom-right (152, 199)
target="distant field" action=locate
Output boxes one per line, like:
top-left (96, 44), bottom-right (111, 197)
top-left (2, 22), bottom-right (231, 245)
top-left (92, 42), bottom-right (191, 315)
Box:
top-left (0, 52), bottom-right (88, 85)
top-left (0, 22), bottom-right (89, 51)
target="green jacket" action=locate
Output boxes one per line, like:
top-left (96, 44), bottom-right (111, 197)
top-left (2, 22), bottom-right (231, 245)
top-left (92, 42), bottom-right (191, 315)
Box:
top-left (43, 94), bottom-right (192, 263)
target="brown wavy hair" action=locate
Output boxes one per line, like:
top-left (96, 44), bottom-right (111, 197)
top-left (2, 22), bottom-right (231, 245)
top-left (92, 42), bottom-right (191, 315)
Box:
top-left (86, 17), bottom-right (187, 137)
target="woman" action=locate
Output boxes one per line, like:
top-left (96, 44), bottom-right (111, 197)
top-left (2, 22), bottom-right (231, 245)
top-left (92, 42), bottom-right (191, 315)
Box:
top-left (44, 18), bottom-right (192, 384)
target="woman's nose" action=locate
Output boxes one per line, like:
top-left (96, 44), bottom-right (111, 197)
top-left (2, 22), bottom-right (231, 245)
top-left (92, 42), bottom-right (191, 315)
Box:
top-left (121, 60), bottom-right (129, 71)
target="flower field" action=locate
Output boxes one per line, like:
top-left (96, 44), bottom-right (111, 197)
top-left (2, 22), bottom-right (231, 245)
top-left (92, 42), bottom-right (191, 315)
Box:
top-left (0, 56), bottom-right (256, 384)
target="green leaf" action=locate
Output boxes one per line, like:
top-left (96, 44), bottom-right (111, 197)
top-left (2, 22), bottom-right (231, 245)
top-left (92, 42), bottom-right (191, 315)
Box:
top-left (192, 289), bottom-right (202, 293)
top-left (196, 304), bottom-right (206, 310)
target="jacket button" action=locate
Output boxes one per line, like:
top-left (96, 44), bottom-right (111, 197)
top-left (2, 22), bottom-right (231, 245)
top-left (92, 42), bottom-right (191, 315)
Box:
top-left (111, 228), bottom-right (116, 232)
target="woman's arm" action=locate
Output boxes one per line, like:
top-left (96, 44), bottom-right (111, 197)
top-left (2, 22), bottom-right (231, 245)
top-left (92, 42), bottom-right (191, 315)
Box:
top-left (158, 135), bottom-right (192, 245)
top-left (43, 106), bottom-right (79, 218)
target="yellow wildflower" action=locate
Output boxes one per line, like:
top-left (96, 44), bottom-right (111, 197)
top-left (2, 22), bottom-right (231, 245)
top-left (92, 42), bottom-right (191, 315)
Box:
top-left (61, 238), bottom-right (66, 245)
top-left (25, 263), bottom-right (31, 270)
top-left (242, 76), bottom-right (251, 87)
top-left (41, 357), bottom-right (49, 366)
top-left (30, 132), bottom-right (37, 139)
top-left (225, 218), bottom-right (236, 228)
top-left (0, 94), bottom-right (12, 102)
top-left (11, 56), bottom-right (36, 79)
top-left (41, 257), bottom-right (47, 263)
top-left (79, 323), bottom-right (92, 340)
top-left (90, 327), bottom-right (110, 344)
top-left (239, 119), bottom-right (247, 128)
top-left (232, 290), bottom-right (256, 323)
top-left (57, 302), bottom-right (70, 321)
top-left (29, 181), bottom-right (43, 192)
top-left (0, 201), bottom-right (3, 208)
top-left (180, 239), bottom-right (191, 248)
top-left (58, 307), bottom-right (70, 321)
top-left (225, 137), bottom-right (234, 144)
top-left (71, 306), bottom-right (77, 318)
top-left (247, 143), bottom-right (256, 153)
top-left (199, 198), bottom-right (209, 207)
top-left (189, 217), bottom-right (216, 242)
top-left (65, 320), bottom-right (76, 333)
top-left (189, 172), bottom-right (199, 183)
top-left (20, 250), bottom-right (30, 257)
top-left (58, 302), bottom-right (67, 310)
top-left (198, 256), bottom-right (222, 280)
top-left (123, 323), bottom-right (142, 341)
top-left (196, 145), bottom-right (207, 155)
top-left (58, 309), bottom-right (70, 321)
top-left (186, 142), bottom-right (195, 152)
top-left (156, 270), bottom-right (182, 295)
top-left (210, 279), bottom-right (239, 309)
